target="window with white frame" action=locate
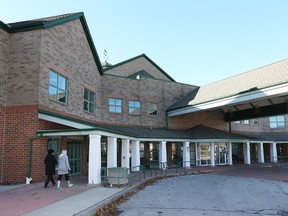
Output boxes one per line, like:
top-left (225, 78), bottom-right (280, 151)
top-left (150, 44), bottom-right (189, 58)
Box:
top-left (84, 88), bottom-right (95, 113)
top-left (49, 70), bottom-right (68, 104)
top-left (147, 103), bottom-right (158, 116)
top-left (243, 120), bottom-right (249, 125)
top-left (109, 98), bottom-right (122, 113)
top-left (269, 115), bottom-right (285, 128)
top-left (129, 100), bottom-right (141, 115)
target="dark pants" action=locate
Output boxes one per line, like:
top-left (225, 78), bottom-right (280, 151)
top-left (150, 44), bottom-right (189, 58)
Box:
top-left (44, 174), bottom-right (56, 186)
top-left (57, 174), bottom-right (69, 181)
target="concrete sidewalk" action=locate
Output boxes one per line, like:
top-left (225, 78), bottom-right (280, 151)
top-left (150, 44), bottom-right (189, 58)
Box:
top-left (0, 164), bottom-right (287, 216)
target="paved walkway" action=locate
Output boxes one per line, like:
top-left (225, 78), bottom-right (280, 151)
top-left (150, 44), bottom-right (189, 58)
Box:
top-left (0, 164), bottom-right (287, 216)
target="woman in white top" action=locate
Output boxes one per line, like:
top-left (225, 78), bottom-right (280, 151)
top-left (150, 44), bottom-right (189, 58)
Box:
top-left (56, 150), bottom-right (73, 190)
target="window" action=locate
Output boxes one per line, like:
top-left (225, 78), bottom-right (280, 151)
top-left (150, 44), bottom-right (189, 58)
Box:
top-left (109, 98), bottom-right (122, 113)
top-left (253, 119), bottom-right (259, 126)
top-left (243, 120), bottom-right (249, 125)
top-left (269, 115), bottom-right (285, 128)
top-left (147, 103), bottom-right (158, 116)
top-left (48, 138), bottom-right (60, 162)
top-left (84, 89), bottom-right (95, 113)
top-left (234, 121), bottom-right (241, 124)
top-left (129, 100), bottom-right (141, 115)
top-left (49, 70), bottom-right (68, 104)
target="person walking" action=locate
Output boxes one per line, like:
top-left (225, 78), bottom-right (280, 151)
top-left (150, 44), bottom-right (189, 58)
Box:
top-left (44, 149), bottom-right (58, 188)
top-left (56, 149), bottom-right (73, 190)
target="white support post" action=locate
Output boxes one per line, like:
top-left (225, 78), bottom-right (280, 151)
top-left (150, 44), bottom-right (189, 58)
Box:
top-left (270, 142), bottom-right (277, 163)
top-left (244, 142), bottom-right (251, 165)
top-left (107, 137), bottom-right (117, 168)
top-left (88, 135), bottom-right (101, 185)
top-left (131, 140), bottom-right (140, 171)
top-left (159, 141), bottom-right (167, 169)
top-left (195, 143), bottom-right (199, 166)
top-left (210, 142), bottom-right (215, 167)
top-left (258, 142), bottom-right (264, 163)
top-left (182, 141), bottom-right (190, 169)
top-left (228, 142), bottom-right (233, 165)
top-left (121, 139), bottom-right (130, 168)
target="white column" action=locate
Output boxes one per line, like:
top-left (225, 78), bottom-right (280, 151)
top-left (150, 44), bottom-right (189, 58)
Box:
top-left (210, 142), bottom-right (215, 167)
top-left (159, 141), bottom-right (167, 169)
top-left (182, 141), bottom-right (190, 169)
top-left (121, 139), bottom-right (130, 168)
top-left (270, 142), bottom-right (277, 163)
top-left (195, 143), bottom-right (199, 166)
top-left (88, 134), bottom-right (101, 185)
top-left (131, 140), bottom-right (140, 171)
top-left (228, 142), bottom-right (233, 165)
top-left (258, 142), bottom-right (264, 163)
top-left (107, 137), bottom-right (117, 168)
top-left (244, 142), bottom-right (251, 164)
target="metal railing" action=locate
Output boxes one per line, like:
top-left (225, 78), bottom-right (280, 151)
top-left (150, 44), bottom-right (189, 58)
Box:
top-left (101, 165), bottom-right (146, 187)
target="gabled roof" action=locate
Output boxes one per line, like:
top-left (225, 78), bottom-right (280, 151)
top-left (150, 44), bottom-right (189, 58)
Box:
top-left (168, 58), bottom-right (288, 118)
top-left (1, 12), bottom-right (103, 75)
top-left (103, 54), bottom-right (176, 82)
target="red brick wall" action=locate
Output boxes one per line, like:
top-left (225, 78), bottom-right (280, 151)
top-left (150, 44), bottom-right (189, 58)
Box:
top-left (0, 105), bottom-right (73, 184)
top-left (168, 109), bottom-right (230, 131)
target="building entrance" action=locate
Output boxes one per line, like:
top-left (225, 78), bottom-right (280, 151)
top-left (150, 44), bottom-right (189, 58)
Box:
top-left (214, 143), bottom-right (228, 165)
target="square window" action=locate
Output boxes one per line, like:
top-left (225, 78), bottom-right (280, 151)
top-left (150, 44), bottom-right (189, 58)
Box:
top-left (147, 103), bottom-right (158, 116)
top-left (129, 100), bottom-right (141, 115)
top-left (109, 98), bottom-right (122, 113)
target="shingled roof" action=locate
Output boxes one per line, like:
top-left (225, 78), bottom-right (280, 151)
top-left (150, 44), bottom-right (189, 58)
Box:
top-left (188, 59), bottom-right (288, 106)
top-left (101, 124), bottom-right (248, 140)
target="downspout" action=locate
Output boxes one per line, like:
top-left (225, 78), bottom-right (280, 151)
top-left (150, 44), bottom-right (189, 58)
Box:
top-left (26, 134), bottom-right (43, 184)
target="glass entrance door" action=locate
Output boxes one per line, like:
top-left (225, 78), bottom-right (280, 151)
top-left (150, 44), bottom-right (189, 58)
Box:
top-left (67, 142), bottom-right (82, 175)
top-left (199, 143), bottom-right (211, 166)
top-left (215, 143), bottom-right (228, 165)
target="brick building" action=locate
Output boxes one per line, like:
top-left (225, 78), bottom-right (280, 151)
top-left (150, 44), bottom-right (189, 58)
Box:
top-left (0, 13), bottom-right (287, 184)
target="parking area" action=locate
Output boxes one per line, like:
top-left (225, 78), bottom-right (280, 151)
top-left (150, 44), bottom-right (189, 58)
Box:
top-left (117, 165), bottom-right (288, 216)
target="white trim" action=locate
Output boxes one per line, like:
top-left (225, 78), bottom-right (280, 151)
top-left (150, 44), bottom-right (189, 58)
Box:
top-left (38, 113), bottom-right (94, 129)
top-left (168, 83), bottom-right (288, 117)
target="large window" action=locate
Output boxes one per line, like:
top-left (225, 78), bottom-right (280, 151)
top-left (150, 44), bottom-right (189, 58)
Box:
top-left (269, 115), bottom-right (285, 128)
top-left (109, 98), bottom-right (122, 113)
top-left (84, 88), bottom-right (95, 113)
top-left (49, 70), bottom-right (68, 104)
top-left (147, 103), bottom-right (158, 116)
top-left (129, 100), bottom-right (141, 115)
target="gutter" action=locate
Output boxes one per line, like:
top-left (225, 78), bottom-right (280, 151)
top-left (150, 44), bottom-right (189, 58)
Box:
top-left (26, 135), bottom-right (42, 184)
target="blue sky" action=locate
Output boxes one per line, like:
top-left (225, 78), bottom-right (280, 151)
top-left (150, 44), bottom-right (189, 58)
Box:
top-left (1, 1), bottom-right (288, 86)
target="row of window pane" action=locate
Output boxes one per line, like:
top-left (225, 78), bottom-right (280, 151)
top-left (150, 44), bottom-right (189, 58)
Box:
top-left (48, 72), bottom-right (157, 116)
top-left (234, 116), bottom-right (286, 128)
top-left (109, 98), bottom-right (158, 116)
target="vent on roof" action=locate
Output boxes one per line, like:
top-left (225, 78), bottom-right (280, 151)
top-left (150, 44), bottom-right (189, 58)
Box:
top-left (239, 87), bottom-right (258, 94)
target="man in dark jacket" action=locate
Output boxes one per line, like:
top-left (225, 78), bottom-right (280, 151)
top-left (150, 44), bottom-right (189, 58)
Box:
top-left (44, 149), bottom-right (58, 188)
